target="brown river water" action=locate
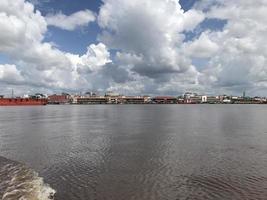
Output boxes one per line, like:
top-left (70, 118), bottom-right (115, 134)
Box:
top-left (1, 105), bottom-right (267, 200)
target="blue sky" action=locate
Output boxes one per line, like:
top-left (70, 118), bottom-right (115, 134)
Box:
top-left (38, 0), bottom-right (197, 54)
top-left (37, 0), bottom-right (225, 55)
top-left (0, 0), bottom-right (266, 96)
top-left (38, 0), bottom-right (103, 54)
top-left (38, 0), bottom-right (226, 79)
top-left (0, 0), bottom-right (211, 61)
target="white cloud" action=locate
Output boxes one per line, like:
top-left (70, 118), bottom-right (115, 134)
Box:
top-left (195, 0), bottom-right (267, 94)
top-left (1, 0), bottom-right (267, 96)
top-left (0, 0), bottom-right (110, 94)
top-left (0, 0), bottom-right (209, 95)
top-left (0, 64), bottom-right (24, 84)
top-left (80, 43), bottom-right (111, 71)
top-left (98, 0), bottom-right (204, 86)
top-left (183, 9), bottom-right (205, 31)
top-left (46, 10), bottom-right (95, 31)
top-left (0, 0), bottom-right (70, 72)
top-left (0, 0), bottom-right (46, 51)
top-left (183, 32), bottom-right (219, 58)
top-left (67, 43), bottom-right (111, 74)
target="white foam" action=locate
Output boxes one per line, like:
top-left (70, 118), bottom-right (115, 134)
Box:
top-left (35, 177), bottom-right (56, 200)
top-left (1, 166), bottom-right (56, 200)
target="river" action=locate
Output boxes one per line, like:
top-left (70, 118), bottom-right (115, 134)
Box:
top-left (1, 105), bottom-right (267, 199)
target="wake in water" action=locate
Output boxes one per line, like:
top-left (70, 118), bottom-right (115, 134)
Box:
top-left (0, 156), bottom-right (55, 200)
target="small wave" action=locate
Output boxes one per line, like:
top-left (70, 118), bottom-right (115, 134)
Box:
top-left (0, 156), bottom-right (55, 200)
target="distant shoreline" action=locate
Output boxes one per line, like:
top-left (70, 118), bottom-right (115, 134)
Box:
top-left (46, 103), bottom-right (267, 105)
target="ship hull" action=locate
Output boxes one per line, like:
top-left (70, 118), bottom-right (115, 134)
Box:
top-left (0, 98), bottom-right (47, 106)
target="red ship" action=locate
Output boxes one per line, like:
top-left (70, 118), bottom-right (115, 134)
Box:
top-left (0, 97), bottom-right (47, 106)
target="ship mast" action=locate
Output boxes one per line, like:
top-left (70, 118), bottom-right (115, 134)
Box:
top-left (11, 89), bottom-right (14, 99)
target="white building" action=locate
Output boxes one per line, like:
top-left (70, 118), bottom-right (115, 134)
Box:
top-left (201, 96), bottom-right (207, 103)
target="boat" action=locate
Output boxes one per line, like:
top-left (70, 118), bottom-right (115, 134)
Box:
top-left (0, 97), bottom-right (48, 106)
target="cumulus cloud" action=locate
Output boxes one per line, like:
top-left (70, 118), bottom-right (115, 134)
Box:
top-left (195, 0), bottom-right (267, 94)
top-left (0, 0), bottom-right (110, 95)
top-left (67, 43), bottom-right (111, 74)
top-left (0, 64), bottom-right (24, 84)
top-left (182, 32), bottom-right (219, 58)
top-left (0, 0), bottom-right (70, 72)
top-left (46, 9), bottom-right (95, 31)
top-left (98, 0), bottom-right (204, 87)
top-left (101, 0), bottom-right (267, 95)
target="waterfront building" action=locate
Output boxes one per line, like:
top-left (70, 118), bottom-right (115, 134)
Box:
top-left (184, 92), bottom-right (198, 99)
top-left (118, 96), bottom-right (147, 104)
top-left (177, 97), bottom-right (185, 104)
top-left (152, 96), bottom-right (177, 104)
top-left (32, 91), bottom-right (267, 105)
top-left (207, 96), bottom-right (220, 104)
top-left (143, 96), bottom-right (151, 103)
top-left (48, 94), bottom-right (71, 104)
top-left (77, 96), bottom-right (108, 104)
top-left (183, 92), bottom-right (199, 103)
top-left (69, 95), bottom-right (80, 104)
top-left (201, 96), bottom-right (207, 103)
top-left (105, 91), bottom-right (121, 104)
top-left (189, 96), bottom-right (202, 104)
top-left (106, 96), bottom-right (120, 104)
top-left (222, 99), bottom-right (231, 103)
top-left (182, 93), bottom-right (207, 104)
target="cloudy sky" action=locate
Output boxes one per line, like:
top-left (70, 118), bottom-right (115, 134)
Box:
top-left (0, 0), bottom-right (266, 96)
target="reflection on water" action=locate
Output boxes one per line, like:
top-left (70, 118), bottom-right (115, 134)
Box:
top-left (1, 105), bottom-right (267, 199)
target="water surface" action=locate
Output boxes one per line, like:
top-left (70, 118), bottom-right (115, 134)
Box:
top-left (1, 105), bottom-right (267, 199)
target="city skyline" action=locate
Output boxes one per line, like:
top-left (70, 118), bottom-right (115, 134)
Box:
top-left (2, 89), bottom-right (266, 99)
top-left (0, 0), bottom-right (267, 96)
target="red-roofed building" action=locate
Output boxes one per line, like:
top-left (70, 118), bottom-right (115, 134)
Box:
top-left (48, 94), bottom-right (70, 104)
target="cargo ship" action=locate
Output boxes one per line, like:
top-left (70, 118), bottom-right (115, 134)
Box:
top-left (0, 96), bottom-right (47, 106)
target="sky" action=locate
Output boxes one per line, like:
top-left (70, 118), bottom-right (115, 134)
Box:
top-left (0, 0), bottom-right (267, 96)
